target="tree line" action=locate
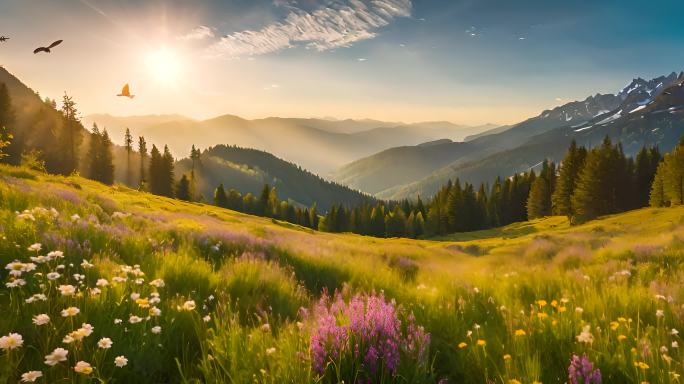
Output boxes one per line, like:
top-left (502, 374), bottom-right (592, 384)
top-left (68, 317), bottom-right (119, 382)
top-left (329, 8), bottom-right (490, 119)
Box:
top-left (317, 137), bottom-right (662, 238)
top-left (650, 137), bottom-right (684, 207)
top-left (213, 183), bottom-right (320, 230)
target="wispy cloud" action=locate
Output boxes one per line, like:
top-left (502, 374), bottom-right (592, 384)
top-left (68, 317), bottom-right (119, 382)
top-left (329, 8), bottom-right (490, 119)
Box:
top-left (207, 0), bottom-right (412, 57)
top-left (180, 26), bottom-right (215, 41)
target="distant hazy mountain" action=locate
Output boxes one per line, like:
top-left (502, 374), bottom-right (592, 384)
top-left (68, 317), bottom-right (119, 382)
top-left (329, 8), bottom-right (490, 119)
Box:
top-left (175, 145), bottom-right (374, 210)
top-left (333, 89), bottom-right (623, 196)
top-left (379, 72), bottom-right (684, 200)
top-left (331, 140), bottom-right (478, 195)
top-left (83, 114), bottom-right (193, 140)
top-left (0, 68), bottom-right (373, 211)
top-left (83, 113), bottom-right (496, 175)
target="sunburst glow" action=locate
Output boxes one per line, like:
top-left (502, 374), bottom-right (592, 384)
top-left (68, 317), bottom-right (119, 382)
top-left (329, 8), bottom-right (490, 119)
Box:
top-left (145, 47), bottom-right (182, 84)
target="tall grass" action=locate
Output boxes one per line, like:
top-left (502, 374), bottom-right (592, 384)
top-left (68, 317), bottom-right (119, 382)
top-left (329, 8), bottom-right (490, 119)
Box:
top-left (1, 165), bottom-right (684, 383)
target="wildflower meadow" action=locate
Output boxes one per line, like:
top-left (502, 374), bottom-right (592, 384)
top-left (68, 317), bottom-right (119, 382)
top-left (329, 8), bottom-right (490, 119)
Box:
top-left (1, 165), bottom-right (684, 383)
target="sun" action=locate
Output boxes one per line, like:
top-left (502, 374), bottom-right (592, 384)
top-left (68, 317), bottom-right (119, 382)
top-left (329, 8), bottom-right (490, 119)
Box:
top-left (145, 47), bottom-right (183, 84)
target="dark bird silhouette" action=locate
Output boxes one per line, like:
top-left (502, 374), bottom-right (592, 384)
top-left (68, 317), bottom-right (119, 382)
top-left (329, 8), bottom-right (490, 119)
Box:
top-left (33, 40), bottom-right (63, 54)
top-left (0, 36), bottom-right (9, 43)
top-left (117, 84), bottom-right (135, 99)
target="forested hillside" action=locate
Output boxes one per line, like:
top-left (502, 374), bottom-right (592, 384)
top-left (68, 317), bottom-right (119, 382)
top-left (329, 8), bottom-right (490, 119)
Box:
top-left (176, 145), bottom-right (374, 210)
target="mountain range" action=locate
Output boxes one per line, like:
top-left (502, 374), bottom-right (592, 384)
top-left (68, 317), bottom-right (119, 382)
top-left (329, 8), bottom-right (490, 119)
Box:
top-left (83, 114), bottom-right (497, 176)
top-left (5, 64), bottom-right (684, 210)
top-left (333, 72), bottom-right (684, 200)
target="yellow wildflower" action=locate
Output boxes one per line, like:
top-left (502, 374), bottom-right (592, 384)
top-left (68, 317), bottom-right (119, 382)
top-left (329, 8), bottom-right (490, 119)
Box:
top-left (617, 334), bottom-right (627, 341)
top-left (558, 306), bottom-right (567, 313)
top-left (458, 342), bottom-right (467, 349)
top-left (610, 321), bottom-right (619, 331)
top-left (551, 300), bottom-right (558, 308)
top-left (537, 312), bottom-right (548, 320)
top-left (503, 354), bottom-right (512, 361)
top-left (514, 329), bottom-right (526, 337)
top-left (537, 300), bottom-right (547, 307)
top-left (476, 339), bottom-right (486, 347)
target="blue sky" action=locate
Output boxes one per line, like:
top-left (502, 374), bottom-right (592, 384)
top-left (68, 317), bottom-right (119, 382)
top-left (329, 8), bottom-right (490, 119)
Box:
top-left (0, 0), bottom-right (683, 124)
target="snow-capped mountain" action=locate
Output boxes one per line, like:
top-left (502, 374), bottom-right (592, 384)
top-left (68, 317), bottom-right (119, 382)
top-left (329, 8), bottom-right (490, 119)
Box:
top-left (340, 71), bottom-right (684, 200)
top-left (572, 72), bottom-right (681, 133)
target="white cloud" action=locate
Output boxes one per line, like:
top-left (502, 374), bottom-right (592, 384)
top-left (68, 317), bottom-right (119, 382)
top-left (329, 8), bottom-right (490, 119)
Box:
top-left (207, 0), bottom-right (412, 57)
top-left (180, 26), bottom-right (215, 41)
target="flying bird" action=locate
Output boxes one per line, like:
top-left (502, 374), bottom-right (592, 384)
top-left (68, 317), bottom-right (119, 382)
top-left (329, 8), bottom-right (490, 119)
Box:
top-left (0, 36), bottom-right (9, 42)
top-left (117, 84), bottom-right (135, 99)
top-left (33, 40), bottom-right (63, 54)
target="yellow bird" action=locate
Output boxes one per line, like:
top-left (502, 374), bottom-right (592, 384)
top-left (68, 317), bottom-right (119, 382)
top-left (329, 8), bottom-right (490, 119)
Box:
top-left (117, 84), bottom-right (135, 99)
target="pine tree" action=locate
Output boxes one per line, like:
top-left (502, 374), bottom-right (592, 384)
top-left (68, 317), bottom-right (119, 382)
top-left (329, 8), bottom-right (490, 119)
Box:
top-left (138, 136), bottom-right (147, 190)
top-left (664, 142), bottom-right (684, 205)
top-left (148, 145), bottom-right (162, 195)
top-left (0, 83), bottom-right (18, 163)
top-left (527, 160), bottom-right (554, 219)
top-left (527, 176), bottom-right (551, 219)
top-left (369, 204), bottom-right (385, 237)
top-left (189, 145), bottom-right (201, 199)
top-left (309, 204), bottom-right (319, 230)
top-left (475, 183), bottom-right (489, 229)
top-left (0, 125), bottom-right (12, 161)
top-left (99, 129), bottom-right (115, 185)
top-left (258, 184), bottom-right (271, 216)
top-left (414, 211), bottom-right (425, 238)
top-left (124, 128), bottom-right (133, 186)
top-left (85, 125), bottom-right (114, 185)
top-left (488, 178), bottom-right (503, 227)
top-left (461, 183), bottom-right (478, 231)
top-left (159, 145), bottom-right (175, 197)
top-left (86, 124), bottom-right (102, 181)
top-left (614, 143), bottom-right (633, 212)
top-left (214, 183), bottom-right (228, 207)
top-left (552, 140), bottom-right (587, 217)
top-left (57, 93), bottom-right (84, 175)
top-left (446, 179), bottom-right (465, 231)
top-left (650, 162), bottom-right (667, 207)
top-left (176, 174), bottom-right (191, 201)
top-left (571, 137), bottom-right (625, 223)
top-left (385, 205), bottom-right (407, 238)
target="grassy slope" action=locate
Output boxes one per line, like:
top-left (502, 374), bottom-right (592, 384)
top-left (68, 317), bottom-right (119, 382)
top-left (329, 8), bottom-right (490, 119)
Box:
top-left (2, 164), bottom-right (684, 383)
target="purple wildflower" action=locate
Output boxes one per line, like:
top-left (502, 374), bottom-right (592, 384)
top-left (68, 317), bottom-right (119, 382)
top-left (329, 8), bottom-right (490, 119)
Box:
top-left (310, 292), bottom-right (430, 380)
top-left (568, 354), bottom-right (602, 384)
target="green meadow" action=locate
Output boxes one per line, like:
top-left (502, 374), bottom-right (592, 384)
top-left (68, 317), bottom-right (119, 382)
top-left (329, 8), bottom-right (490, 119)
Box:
top-left (1, 163), bottom-right (684, 383)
